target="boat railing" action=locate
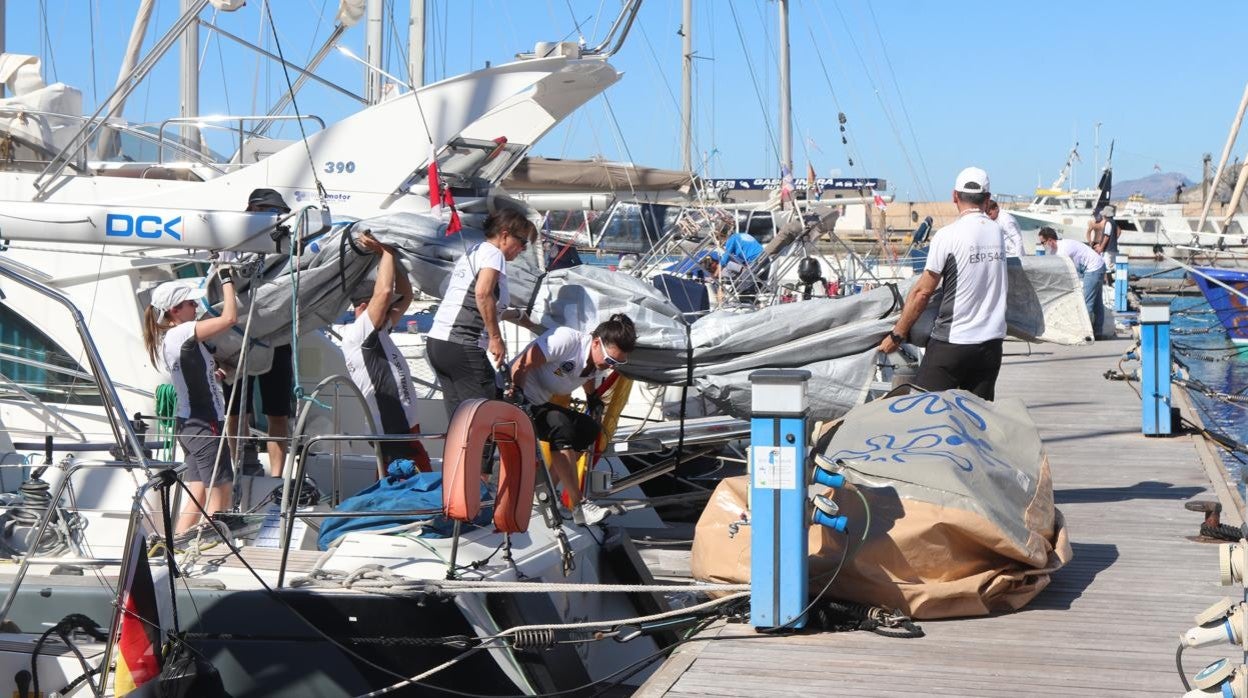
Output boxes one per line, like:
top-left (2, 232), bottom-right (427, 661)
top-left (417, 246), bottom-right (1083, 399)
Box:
top-left (0, 266), bottom-right (151, 470)
top-left (156, 114), bottom-right (327, 170)
top-left (1168, 255), bottom-right (1248, 306)
top-left (0, 458), bottom-right (177, 626)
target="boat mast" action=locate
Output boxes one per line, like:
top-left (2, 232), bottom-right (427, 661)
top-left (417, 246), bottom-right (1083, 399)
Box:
top-left (777, 0), bottom-right (792, 175)
top-left (0, 0), bottom-right (6, 98)
top-left (409, 0), bottom-right (425, 88)
top-left (97, 0), bottom-right (157, 158)
top-left (180, 0), bottom-right (201, 154)
top-left (1198, 81), bottom-right (1248, 234)
top-left (364, 0), bottom-right (384, 103)
top-left (681, 0), bottom-right (692, 172)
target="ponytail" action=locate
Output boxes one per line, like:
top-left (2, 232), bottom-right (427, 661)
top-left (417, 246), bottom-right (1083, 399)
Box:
top-left (592, 313), bottom-right (637, 353)
top-left (142, 306), bottom-right (174, 367)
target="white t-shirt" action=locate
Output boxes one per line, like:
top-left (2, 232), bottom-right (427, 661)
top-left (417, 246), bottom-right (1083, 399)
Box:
top-left (1054, 238), bottom-right (1106, 273)
top-left (924, 211), bottom-right (1008, 344)
top-left (162, 321), bottom-right (225, 421)
top-left (997, 210), bottom-right (1025, 258)
top-left (341, 311), bottom-right (420, 434)
top-left (517, 327), bottom-right (608, 406)
top-left (427, 242), bottom-right (509, 348)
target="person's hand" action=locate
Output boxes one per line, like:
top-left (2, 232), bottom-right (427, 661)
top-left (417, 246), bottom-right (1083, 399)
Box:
top-left (586, 393), bottom-right (605, 417)
top-left (357, 231), bottom-right (387, 255)
top-left (487, 334), bottom-right (506, 365)
top-left (878, 334), bottom-right (901, 354)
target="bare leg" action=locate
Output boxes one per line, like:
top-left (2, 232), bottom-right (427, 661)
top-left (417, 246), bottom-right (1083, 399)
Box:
top-left (205, 482), bottom-right (232, 518)
top-left (265, 414), bottom-right (290, 477)
top-left (176, 481), bottom-right (206, 534)
top-left (549, 449), bottom-right (583, 508)
top-left (225, 414), bottom-right (246, 465)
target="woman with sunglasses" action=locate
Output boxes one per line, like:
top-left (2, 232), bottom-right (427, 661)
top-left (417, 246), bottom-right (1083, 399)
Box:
top-left (426, 208), bottom-right (539, 419)
top-left (509, 314), bottom-right (637, 525)
top-left (141, 262), bottom-right (239, 533)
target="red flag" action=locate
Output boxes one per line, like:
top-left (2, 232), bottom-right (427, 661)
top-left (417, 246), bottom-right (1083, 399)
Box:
top-left (115, 533), bottom-right (162, 695)
top-left (873, 190), bottom-right (888, 212)
top-left (442, 187), bottom-right (462, 235)
top-left (427, 148), bottom-right (442, 215)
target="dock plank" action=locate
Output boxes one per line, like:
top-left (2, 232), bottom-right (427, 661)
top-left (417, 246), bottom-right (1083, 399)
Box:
top-left (639, 337), bottom-right (1236, 696)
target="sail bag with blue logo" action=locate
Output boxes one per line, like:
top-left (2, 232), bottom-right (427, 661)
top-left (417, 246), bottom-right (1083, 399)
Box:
top-left (691, 390), bottom-right (1071, 619)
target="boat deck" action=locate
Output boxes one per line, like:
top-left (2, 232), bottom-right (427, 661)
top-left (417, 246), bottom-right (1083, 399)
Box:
top-left (637, 337), bottom-right (1244, 697)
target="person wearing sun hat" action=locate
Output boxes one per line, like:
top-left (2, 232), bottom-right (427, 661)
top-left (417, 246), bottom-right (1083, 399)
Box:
top-left (224, 188), bottom-right (295, 477)
top-left (142, 262), bottom-right (239, 533)
top-left (876, 166), bottom-right (1008, 400)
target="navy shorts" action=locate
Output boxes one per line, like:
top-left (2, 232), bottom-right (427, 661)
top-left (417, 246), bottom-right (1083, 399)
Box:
top-left (176, 418), bottom-right (233, 486)
top-left (226, 344), bottom-right (294, 418)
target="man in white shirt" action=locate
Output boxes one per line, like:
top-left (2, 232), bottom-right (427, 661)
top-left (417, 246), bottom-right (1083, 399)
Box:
top-left (986, 198), bottom-right (1025, 258)
top-left (878, 166), bottom-right (1008, 400)
top-left (341, 232), bottom-right (431, 475)
top-left (1040, 227), bottom-right (1105, 339)
top-left (510, 314), bottom-right (637, 525)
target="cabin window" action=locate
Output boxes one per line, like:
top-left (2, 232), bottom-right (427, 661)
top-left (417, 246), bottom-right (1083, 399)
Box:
top-left (0, 304), bottom-right (100, 406)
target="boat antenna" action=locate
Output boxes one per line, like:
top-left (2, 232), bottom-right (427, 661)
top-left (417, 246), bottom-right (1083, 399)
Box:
top-left (262, 0), bottom-right (328, 201)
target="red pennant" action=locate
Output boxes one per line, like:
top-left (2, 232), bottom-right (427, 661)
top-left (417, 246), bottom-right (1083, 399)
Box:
top-left (443, 187), bottom-right (462, 235)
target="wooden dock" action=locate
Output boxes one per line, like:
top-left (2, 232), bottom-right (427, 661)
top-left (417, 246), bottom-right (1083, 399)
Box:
top-left (636, 337), bottom-right (1245, 697)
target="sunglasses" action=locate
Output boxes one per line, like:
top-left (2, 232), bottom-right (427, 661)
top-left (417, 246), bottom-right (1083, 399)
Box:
top-left (508, 233), bottom-right (529, 250)
top-left (597, 338), bottom-right (627, 367)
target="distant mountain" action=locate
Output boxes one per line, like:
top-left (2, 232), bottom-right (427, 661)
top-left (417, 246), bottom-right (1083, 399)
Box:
top-left (1110, 171), bottom-right (1194, 202)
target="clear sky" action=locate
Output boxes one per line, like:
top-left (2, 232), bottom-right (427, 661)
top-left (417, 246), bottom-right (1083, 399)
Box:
top-left (7, 0), bottom-right (1248, 201)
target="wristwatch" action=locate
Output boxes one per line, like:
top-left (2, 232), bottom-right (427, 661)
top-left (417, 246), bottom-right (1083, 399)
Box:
top-left (888, 330), bottom-right (905, 344)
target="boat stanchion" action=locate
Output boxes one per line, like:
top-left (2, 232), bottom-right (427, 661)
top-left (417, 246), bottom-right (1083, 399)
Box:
top-left (1114, 255), bottom-right (1130, 313)
top-left (747, 369), bottom-right (811, 630)
top-left (1140, 299), bottom-right (1174, 436)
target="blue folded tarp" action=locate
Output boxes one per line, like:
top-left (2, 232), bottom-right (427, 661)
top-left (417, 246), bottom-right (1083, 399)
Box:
top-left (317, 460), bottom-right (493, 550)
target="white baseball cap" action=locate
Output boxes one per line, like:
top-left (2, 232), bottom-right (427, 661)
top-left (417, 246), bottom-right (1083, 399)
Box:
top-left (150, 280), bottom-right (206, 312)
top-left (953, 166), bottom-right (990, 194)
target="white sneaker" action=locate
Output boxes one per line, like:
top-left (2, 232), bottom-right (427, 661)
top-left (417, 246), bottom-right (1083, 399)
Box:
top-left (573, 500), bottom-right (610, 526)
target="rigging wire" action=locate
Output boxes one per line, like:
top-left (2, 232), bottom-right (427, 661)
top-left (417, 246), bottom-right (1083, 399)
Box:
top-left (863, 2), bottom-right (935, 199)
top-left (725, 0), bottom-right (781, 170)
top-left (87, 0), bottom-right (99, 104)
top-left (262, 0), bottom-right (328, 200)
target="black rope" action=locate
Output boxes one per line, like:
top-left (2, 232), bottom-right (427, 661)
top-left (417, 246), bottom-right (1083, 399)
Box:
top-left (676, 321), bottom-right (693, 463)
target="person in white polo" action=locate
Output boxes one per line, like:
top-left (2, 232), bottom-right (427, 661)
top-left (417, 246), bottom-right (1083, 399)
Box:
top-left (1040, 227), bottom-right (1106, 339)
top-left (877, 166), bottom-right (1009, 400)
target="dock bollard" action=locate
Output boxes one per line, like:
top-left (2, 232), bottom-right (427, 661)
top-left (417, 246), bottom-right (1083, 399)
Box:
top-left (1139, 299), bottom-right (1173, 436)
top-left (1114, 255), bottom-right (1129, 313)
top-left (747, 369), bottom-right (811, 629)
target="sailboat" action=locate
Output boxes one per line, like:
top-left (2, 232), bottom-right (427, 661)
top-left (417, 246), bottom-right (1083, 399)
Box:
top-left (0, 2), bottom-right (739, 695)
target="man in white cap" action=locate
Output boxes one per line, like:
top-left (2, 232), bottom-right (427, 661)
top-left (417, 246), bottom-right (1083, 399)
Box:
top-left (877, 166), bottom-right (1008, 400)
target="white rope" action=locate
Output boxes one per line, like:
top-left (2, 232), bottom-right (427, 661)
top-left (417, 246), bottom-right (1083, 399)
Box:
top-left (489, 591), bottom-right (748, 638)
top-left (291, 566), bottom-right (747, 594)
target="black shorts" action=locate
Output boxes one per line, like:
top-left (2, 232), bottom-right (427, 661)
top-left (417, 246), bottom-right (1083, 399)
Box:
top-left (531, 402), bottom-right (600, 452)
top-left (915, 337), bottom-right (1004, 401)
top-left (176, 418), bottom-right (233, 486)
top-left (426, 337), bottom-right (499, 420)
top-left (226, 344), bottom-right (294, 418)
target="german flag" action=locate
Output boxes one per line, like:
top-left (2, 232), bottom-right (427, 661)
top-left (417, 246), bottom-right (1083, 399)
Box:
top-left (115, 532), bottom-right (163, 695)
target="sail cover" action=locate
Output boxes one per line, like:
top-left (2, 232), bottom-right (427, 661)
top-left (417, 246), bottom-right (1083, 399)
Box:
top-left (209, 212), bottom-right (1089, 420)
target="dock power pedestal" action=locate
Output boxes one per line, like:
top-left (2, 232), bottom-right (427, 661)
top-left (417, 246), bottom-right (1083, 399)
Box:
top-left (748, 369), bottom-right (811, 629)
top-left (1139, 298), bottom-right (1173, 436)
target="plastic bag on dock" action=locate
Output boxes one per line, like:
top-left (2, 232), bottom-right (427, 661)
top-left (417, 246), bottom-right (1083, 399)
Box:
top-left (690, 390), bottom-right (1072, 619)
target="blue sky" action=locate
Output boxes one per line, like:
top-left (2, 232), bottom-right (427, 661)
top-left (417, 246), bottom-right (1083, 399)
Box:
top-left (8, 0), bottom-right (1248, 200)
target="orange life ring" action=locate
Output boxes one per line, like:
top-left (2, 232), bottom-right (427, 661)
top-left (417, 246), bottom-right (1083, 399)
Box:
top-left (442, 398), bottom-right (537, 534)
